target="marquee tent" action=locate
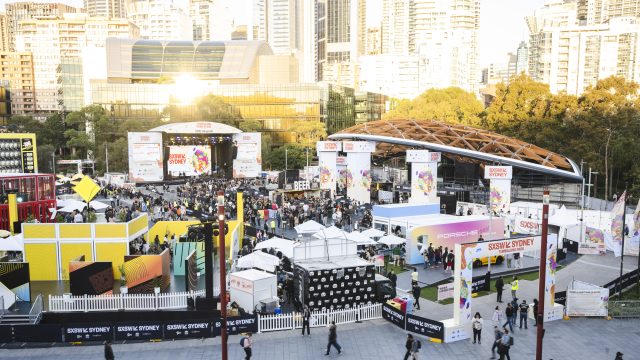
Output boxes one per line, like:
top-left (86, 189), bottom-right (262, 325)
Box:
top-left (236, 251), bottom-right (281, 272)
top-left (295, 220), bottom-right (326, 234)
top-left (378, 234), bottom-right (406, 246)
top-left (254, 237), bottom-right (296, 258)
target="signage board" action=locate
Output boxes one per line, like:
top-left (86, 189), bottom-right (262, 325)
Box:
top-left (114, 322), bottom-right (163, 341)
top-left (382, 302), bottom-right (405, 329)
top-left (127, 132), bottom-right (164, 182)
top-left (406, 150), bottom-right (441, 163)
top-left (164, 321), bottom-right (212, 339)
top-left (342, 141), bottom-right (376, 153)
top-left (214, 315), bottom-right (258, 336)
top-left (65, 324), bottom-right (113, 342)
top-left (484, 166), bottom-right (513, 180)
top-left (316, 141), bottom-right (342, 153)
top-left (406, 314), bottom-right (444, 341)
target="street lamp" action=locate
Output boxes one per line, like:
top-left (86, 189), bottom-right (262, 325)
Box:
top-left (285, 148), bottom-right (288, 185)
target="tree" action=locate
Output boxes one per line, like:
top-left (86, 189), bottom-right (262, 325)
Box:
top-left (384, 87), bottom-right (484, 126)
top-left (267, 144), bottom-right (306, 170)
top-left (288, 120), bottom-right (327, 149)
top-left (238, 119), bottom-right (262, 132)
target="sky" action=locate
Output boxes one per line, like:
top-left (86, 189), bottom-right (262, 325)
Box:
top-left (0, 0), bottom-right (546, 68)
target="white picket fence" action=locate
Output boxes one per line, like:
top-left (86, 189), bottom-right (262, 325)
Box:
top-left (257, 303), bottom-right (382, 333)
top-left (48, 290), bottom-right (206, 312)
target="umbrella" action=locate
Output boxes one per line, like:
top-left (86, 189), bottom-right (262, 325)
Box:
top-left (0, 230), bottom-right (11, 238)
top-left (361, 228), bottom-right (385, 238)
top-left (346, 231), bottom-right (377, 245)
top-left (236, 251), bottom-right (280, 272)
top-left (57, 199), bottom-right (109, 213)
top-left (0, 234), bottom-right (24, 252)
top-left (313, 225), bottom-right (347, 240)
top-left (254, 237), bottom-right (296, 258)
top-left (295, 220), bottom-right (326, 234)
top-left (378, 234), bottom-right (406, 246)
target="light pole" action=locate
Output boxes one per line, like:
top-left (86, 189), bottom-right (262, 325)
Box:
top-left (285, 148), bottom-right (288, 185)
top-left (52, 153), bottom-right (56, 175)
top-left (536, 189), bottom-right (550, 360)
top-left (604, 128), bottom-right (613, 201)
top-left (217, 190), bottom-right (228, 360)
top-left (617, 186), bottom-right (627, 300)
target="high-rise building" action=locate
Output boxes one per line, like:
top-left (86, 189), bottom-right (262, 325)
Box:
top-left (0, 52), bottom-right (36, 115)
top-left (359, 54), bottom-right (423, 99)
top-left (366, 27), bottom-right (382, 55)
top-left (209, 0), bottom-right (234, 40)
top-left (126, 0), bottom-right (192, 40)
top-left (579, 0), bottom-right (640, 24)
top-left (15, 13), bottom-right (139, 113)
top-left (516, 41), bottom-right (528, 75)
top-left (251, 0), bottom-right (298, 55)
top-left (5, 2), bottom-right (78, 52)
top-left (381, 0), bottom-right (414, 54)
top-left (232, 25), bottom-right (248, 40)
top-left (528, 1), bottom-right (640, 95)
top-left (0, 14), bottom-right (9, 52)
top-left (84, 0), bottom-right (126, 18)
top-left (485, 53), bottom-right (517, 85)
top-left (190, 0), bottom-right (212, 41)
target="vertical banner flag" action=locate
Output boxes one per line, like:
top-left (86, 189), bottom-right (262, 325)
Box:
top-left (484, 166), bottom-right (513, 215)
top-left (317, 141), bottom-right (341, 192)
top-left (343, 141), bottom-right (375, 204)
top-left (544, 239), bottom-right (558, 315)
top-left (630, 200), bottom-right (640, 254)
top-left (580, 227), bottom-right (606, 255)
top-left (610, 191), bottom-right (627, 257)
top-left (407, 150), bottom-right (440, 203)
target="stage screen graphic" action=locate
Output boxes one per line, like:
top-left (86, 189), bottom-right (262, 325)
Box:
top-left (168, 146), bottom-right (212, 176)
top-left (69, 260), bottom-right (114, 295)
top-left (128, 132), bottom-right (164, 182)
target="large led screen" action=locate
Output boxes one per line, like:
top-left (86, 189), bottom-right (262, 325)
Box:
top-left (167, 146), bottom-right (212, 176)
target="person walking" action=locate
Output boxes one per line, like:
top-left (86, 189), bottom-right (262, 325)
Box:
top-left (615, 351), bottom-right (624, 360)
top-left (403, 334), bottom-right (414, 360)
top-left (104, 340), bottom-right (114, 360)
top-left (509, 298), bottom-right (518, 329)
top-left (325, 321), bottom-right (342, 356)
top-left (490, 326), bottom-right (504, 359)
top-left (411, 268), bottom-right (419, 286)
top-left (412, 284), bottom-right (421, 310)
top-left (492, 306), bottom-right (504, 327)
top-left (510, 276), bottom-right (518, 299)
top-left (410, 336), bottom-right (421, 359)
top-left (498, 328), bottom-right (512, 360)
top-left (495, 276), bottom-right (504, 303)
top-left (302, 305), bottom-right (311, 336)
top-left (241, 333), bottom-right (253, 360)
top-left (389, 271), bottom-right (397, 289)
top-left (519, 300), bottom-right (529, 329)
top-left (471, 312), bottom-right (483, 344)
top-left (502, 304), bottom-right (514, 332)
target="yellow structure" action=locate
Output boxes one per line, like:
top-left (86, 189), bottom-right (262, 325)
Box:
top-left (7, 192), bottom-right (17, 234)
top-left (0, 133), bottom-right (37, 173)
top-left (22, 214), bottom-right (149, 280)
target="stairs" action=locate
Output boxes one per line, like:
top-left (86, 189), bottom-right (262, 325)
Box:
top-left (0, 312), bottom-right (32, 325)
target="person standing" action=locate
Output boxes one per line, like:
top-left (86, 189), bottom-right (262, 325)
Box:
top-left (495, 276), bottom-right (504, 303)
top-left (532, 299), bottom-right (539, 326)
top-left (502, 304), bottom-right (514, 332)
top-left (302, 305), bottom-right (311, 336)
top-left (490, 326), bottom-right (504, 359)
top-left (471, 312), bottom-right (483, 344)
top-left (104, 340), bottom-right (114, 360)
top-left (241, 333), bottom-right (252, 360)
top-left (403, 334), bottom-right (414, 360)
top-left (442, 247), bottom-right (449, 272)
top-left (519, 300), bottom-right (529, 329)
top-left (509, 298), bottom-right (518, 329)
top-left (411, 268), bottom-right (419, 286)
top-left (492, 306), bottom-right (503, 327)
top-left (510, 276), bottom-right (518, 299)
top-left (389, 270), bottom-right (397, 289)
top-left (615, 351), bottom-right (624, 360)
top-left (325, 321), bottom-right (342, 355)
top-left (412, 284), bottom-right (421, 310)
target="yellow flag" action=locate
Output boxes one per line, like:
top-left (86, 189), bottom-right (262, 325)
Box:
top-left (72, 176), bottom-right (101, 203)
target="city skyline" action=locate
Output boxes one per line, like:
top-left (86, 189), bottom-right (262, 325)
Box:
top-left (0, 0), bottom-right (544, 68)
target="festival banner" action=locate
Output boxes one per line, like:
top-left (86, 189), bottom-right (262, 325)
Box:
top-left (513, 216), bottom-right (541, 235)
top-left (410, 161), bottom-right (438, 203)
top-left (346, 152), bottom-right (371, 204)
top-left (233, 133), bottom-right (262, 178)
top-left (167, 146), bottom-right (211, 176)
top-left (489, 179), bottom-right (511, 215)
top-left (610, 191), bottom-right (627, 257)
top-left (579, 227), bottom-right (606, 255)
top-left (544, 241), bottom-right (558, 316)
top-left (127, 132), bottom-right (164, 182)
top-left (318, 150), bottom-right (338, 191)
top-left (630, 200), bottom-right (640, 256)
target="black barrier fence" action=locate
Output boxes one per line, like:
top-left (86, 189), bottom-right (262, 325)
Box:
top-left (0, 316), bottom-right (257, 343)
top-left (382, 303), bottom-right (444, 342)
top-left (472, 272), bottom-right (491, 293)
top-left (555, 291), bottom-right (567, 306)
top-left (603, 268), bottom-right (640, 297)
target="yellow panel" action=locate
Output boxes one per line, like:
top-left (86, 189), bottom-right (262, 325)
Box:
top-left (59, 224), bottom-right (91, 239)
top-left (147, 220), bottom-right (200, 244)
top-left (127, 214), bottom-right (148, 237)
top-left (24, 243), bottom-right (58, 281)
top-left (96, 242), bottom-right (128, 279)
top-left (60, 243), bottom-right (93, 280)
top-left (22, 224), bottom-right (56, 239)
top-left (95, 223), bottom-right (126, 238)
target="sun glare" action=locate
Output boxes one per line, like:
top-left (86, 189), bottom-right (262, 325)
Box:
top-left (174, 74), bottom-right (202, 105)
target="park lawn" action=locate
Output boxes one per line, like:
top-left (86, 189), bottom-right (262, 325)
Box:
top-left (611, 282), bottom-right (640, 300)
top-left (382, 255), bottom-right (408, 274)
top-left (420, 267), bottom-right (562, 305)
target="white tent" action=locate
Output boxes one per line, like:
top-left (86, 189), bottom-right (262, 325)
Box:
top-left (549, 205), bottom-right (583, 242)
top-left (361, 228), bottom-right (385, 238)
top-left (313, 225), bottom-right (347, 240)
top-left (57, 199), bottom-right (109, 213)
top-left (236, 251), bottom-right (280, 272)
top-left (295, 220), bottom-right (326, 234)
top-left (378, 234), bottom-right (406, 246)
top-left (254, 237), bottom-right (296, 258)
top-left (0, 234), bottom-right (24, 252)
top-left (346, 231), bottom-right (377, 245)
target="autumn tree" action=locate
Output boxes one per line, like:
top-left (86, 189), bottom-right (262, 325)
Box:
top-left (288, 120), bottom-right (327, 149)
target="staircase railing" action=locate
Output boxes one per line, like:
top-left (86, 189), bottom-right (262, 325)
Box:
top-left (28, 294), bottom-right (43, 324)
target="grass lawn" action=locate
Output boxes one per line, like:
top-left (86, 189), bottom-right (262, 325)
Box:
top-left (611, 282), bottom-right (640, 300)
top-left (420, 267), bottom-right (561, 305)
top-left (381, 255), bottom-right (408, 274)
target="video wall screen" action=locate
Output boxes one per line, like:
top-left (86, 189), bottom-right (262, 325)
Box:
top-left (128, 132), bottom-right (164, 182)
top-left (167, 146), bottom-right (212, 176)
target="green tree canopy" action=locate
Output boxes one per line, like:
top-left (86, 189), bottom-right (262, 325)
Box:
top-left (238, 119), bottom-right (263, 132)
top-left (267, 144), bottom-right (307, 170)
top-left (384, 87), bottom-right (484, 126)
top-left (288, 120), bottom-right (327, 149)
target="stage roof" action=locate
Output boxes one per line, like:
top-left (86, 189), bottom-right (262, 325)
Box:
top-left (149, 121), bottom-right (241, 135)
top-left (329, 119), bottom-right (582, 181)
